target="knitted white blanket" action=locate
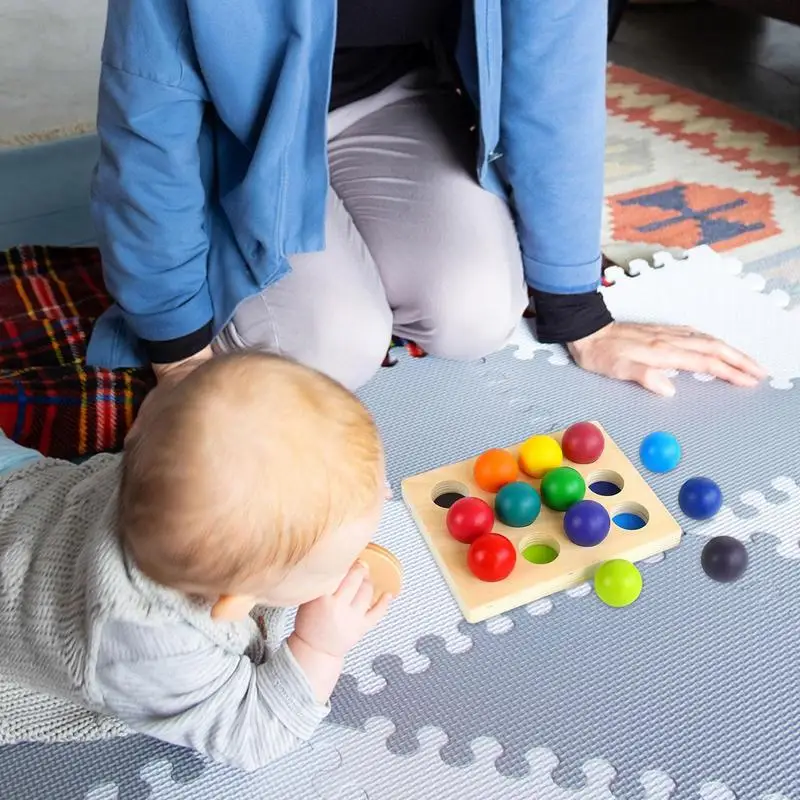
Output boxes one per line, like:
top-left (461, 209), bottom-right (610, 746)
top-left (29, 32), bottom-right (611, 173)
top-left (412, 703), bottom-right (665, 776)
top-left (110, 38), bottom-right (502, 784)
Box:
top-left (0, 680), bottom-right (130, 745)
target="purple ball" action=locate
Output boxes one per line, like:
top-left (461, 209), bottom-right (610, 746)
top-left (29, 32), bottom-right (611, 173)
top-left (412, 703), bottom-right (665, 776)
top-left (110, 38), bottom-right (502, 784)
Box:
top-left (564, 500), bottom-right (611, 547)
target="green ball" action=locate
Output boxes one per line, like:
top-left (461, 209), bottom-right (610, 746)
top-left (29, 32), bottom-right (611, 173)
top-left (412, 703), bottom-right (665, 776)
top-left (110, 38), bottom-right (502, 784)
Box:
top-left (540, 467), bottom-right (586, 512)
top-left (495, 481), bottom-right (541, 527)
top-left (594, 559), bottom-right (642, 608)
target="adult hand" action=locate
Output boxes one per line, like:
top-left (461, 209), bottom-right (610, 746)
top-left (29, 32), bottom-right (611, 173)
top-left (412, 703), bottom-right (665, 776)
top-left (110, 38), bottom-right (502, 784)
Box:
top-left (128, 346), bottom-right (215, 440)
top-left (151, 344), bottom-right (215, 388)
top-left (567, 322), bottom-right (767, 397)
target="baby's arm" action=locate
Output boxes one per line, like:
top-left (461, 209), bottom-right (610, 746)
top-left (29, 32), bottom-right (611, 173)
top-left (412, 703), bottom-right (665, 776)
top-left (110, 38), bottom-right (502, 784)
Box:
top-left (96, 565), bottom-right (391, 770)
top-left (95, 619), bottom-right (329, 771)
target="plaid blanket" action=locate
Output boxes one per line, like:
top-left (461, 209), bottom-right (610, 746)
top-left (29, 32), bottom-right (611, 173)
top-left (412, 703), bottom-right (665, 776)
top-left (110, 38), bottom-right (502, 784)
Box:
top-left (0, 246), bottom-right (154, 460)
top-left (0, 246), bottom-right (431, 461)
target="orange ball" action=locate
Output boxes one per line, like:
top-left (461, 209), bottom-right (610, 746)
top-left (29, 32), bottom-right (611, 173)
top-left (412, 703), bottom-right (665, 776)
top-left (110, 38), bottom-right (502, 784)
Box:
top-left (473, 448), bottom-right (519, 493)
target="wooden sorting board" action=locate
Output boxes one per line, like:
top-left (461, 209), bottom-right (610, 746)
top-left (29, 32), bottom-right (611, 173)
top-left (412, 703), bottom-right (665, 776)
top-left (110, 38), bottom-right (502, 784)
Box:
top-left (401, 422), bottom-right (682, 623)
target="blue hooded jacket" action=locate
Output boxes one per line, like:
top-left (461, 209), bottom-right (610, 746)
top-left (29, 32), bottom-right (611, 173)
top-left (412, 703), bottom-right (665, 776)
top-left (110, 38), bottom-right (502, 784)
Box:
top-left (88, 0), bottom-right (608, 367)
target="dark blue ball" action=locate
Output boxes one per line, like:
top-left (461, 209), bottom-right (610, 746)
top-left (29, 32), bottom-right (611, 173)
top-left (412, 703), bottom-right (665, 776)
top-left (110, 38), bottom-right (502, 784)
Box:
top-left (563, 500), bottom-right (611, 547)
top-left (701, 536), bottom-right (748, 583)
top-left (679, 477), bottom-right (723, 521)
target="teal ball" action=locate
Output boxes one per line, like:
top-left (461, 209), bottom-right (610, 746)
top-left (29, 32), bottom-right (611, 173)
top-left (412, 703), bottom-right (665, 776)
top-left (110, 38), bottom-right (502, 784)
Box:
top-left (495, 482), bottom-right (541, 527)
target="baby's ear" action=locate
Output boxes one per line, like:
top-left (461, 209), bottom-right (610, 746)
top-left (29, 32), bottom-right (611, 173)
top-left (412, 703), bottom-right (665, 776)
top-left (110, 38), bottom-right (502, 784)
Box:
top-left (210, 595), bottom-right (256, 621)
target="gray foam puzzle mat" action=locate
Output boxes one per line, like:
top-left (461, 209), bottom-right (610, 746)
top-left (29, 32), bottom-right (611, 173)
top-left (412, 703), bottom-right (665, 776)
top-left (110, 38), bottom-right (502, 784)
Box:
top-left (1, 327), bottom-right (799, 799)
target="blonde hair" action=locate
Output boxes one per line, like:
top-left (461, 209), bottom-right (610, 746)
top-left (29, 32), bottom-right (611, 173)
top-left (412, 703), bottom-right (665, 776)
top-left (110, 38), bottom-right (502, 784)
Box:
top-left (118, 352), bottom-right (383, 595)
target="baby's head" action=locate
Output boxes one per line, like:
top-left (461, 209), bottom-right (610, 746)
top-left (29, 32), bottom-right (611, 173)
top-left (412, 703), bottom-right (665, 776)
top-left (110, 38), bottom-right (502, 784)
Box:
top-left (118, 352), bottom-right (386, 620)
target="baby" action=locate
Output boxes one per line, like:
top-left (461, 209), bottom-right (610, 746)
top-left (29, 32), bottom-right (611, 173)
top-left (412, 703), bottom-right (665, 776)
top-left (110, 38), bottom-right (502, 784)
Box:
top-left (0, 352), bottom-right (392, 770)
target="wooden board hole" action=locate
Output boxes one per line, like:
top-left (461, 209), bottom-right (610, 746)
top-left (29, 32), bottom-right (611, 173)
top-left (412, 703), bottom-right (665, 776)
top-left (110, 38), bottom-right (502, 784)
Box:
top-left (588, 469), bottom-right (624, 497)
top-left (612, 502), bottom-right (650, 531)
top-left (431, 480), bottom-right (470, 509)
top-left (520, 534), bottom-right (560, 565)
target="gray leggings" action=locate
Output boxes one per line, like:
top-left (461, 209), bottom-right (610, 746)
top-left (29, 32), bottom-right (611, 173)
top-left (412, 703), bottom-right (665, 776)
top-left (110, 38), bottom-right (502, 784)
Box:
top-left (216, 72), bottom-right (528, 390)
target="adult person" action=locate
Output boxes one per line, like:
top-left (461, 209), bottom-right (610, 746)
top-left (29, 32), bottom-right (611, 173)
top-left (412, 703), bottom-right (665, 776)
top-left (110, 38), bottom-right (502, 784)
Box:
top-left (88, 0), bottom-right (764, 398)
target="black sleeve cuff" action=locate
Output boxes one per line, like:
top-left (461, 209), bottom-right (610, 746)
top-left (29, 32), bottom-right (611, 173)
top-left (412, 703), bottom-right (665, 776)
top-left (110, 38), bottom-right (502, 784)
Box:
top-left (530, 289), bottom-right (613, 344)
top-left (140, 321), bottom-right (214, 364)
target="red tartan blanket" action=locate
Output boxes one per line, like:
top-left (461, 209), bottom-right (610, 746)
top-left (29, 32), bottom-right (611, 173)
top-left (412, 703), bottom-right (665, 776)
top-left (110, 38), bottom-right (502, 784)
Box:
top-left (0, 246), bottom-right (155, 459)
top-left (0, 246), bottom-right (431, 461)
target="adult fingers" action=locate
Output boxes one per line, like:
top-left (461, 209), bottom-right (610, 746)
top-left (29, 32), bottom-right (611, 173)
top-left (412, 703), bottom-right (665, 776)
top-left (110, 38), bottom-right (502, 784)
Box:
top-left (634, 341), bottom-right (758, 386)
top-left (614, 360), bottom-right (676, 397)
top-left (623, 325), bottom-right (765, 378)
top-left (674, 336), bottom-right (767, 379)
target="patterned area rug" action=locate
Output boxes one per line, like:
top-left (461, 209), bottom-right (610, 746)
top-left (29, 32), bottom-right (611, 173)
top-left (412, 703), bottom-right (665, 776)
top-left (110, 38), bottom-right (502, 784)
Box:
top-left (603, 65), bottom-right (800, 304)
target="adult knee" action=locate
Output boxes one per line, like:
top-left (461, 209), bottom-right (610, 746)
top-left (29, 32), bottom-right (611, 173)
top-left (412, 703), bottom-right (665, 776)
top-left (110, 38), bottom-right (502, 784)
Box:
top-left (410, 267), bottom-right (526, 361)
top-left (290, 304), bottom-right (393, 391)
top-left (221, 298), bottom-right (392, 392)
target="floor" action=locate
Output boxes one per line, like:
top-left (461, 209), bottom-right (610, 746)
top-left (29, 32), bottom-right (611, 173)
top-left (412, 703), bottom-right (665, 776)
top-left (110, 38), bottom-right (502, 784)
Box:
top-left (610, 3), bottom-right (800, 128)
top-left (0, 0), bottom-right (105, 145)
top-left (0, 3), bottom-right (797, 251)
top-left (0, 135), bottom-right (98, 249)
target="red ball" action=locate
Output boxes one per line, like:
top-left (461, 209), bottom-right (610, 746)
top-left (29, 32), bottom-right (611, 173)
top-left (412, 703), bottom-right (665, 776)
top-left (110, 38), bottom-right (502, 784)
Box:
top-left (562, 422), bottom-right (605, 464)
top-left (446, 497), bottom-right (494, 544)
top-left (467, 533), bottom-right (516, 582)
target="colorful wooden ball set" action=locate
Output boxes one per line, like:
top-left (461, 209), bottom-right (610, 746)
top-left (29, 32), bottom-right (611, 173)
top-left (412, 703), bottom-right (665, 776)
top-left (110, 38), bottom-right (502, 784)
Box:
top-left (364, 422), bottom-right (740, 630)
top-left (401, 422), bottom-right (744, 623)
top-left (401, 422), bottom-right (682, 623)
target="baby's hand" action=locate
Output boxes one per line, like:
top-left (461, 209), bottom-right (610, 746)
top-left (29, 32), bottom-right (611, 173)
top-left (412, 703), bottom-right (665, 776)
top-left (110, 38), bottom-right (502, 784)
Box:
top-left (293, 564), bottom-right (392, 659)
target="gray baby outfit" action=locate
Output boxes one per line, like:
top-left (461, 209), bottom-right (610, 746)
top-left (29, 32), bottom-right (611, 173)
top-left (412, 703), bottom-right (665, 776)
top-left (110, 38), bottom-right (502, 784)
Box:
top-left (0, 454), bottom-right (327, 771)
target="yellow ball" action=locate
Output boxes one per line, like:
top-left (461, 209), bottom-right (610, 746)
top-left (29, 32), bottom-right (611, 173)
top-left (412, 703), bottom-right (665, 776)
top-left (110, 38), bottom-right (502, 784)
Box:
top-left (518, 435), bottom-right (563, 478)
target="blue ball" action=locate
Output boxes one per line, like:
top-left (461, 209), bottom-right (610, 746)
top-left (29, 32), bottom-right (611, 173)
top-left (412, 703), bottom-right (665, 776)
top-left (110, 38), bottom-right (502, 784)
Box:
top-left (564, 500), bottom-right (611, 547)
top-left (639, 431), bottom-right (682, 473)
top-left (679, 477), bottom-right (723, 521)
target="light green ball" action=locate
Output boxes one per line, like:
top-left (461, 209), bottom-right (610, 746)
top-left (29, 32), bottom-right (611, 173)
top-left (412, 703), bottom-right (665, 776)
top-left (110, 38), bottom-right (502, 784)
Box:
top-left (594, 559), bottom-right (642, 608)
